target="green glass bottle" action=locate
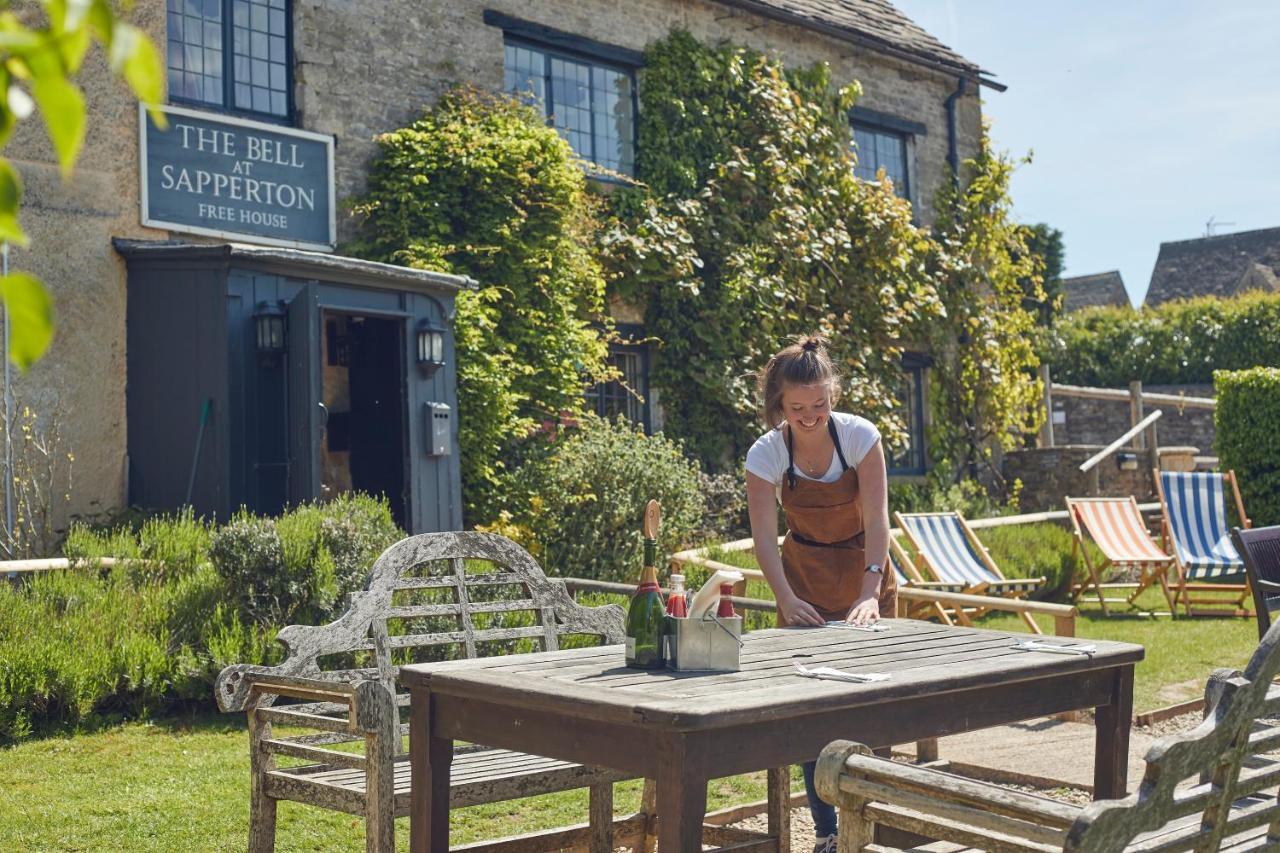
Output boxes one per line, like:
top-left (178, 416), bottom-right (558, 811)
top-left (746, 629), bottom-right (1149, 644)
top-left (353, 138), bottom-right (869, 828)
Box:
top-left (626, 501), bottom-right (666, 670)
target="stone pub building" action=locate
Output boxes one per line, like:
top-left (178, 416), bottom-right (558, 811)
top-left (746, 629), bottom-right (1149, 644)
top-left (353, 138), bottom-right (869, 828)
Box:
top-left (15, 0), bottom-right (991, 534)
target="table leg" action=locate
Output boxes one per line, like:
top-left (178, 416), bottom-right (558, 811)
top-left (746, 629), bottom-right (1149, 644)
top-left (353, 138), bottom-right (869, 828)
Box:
top-left (767, 766), bottom-right (790, 853)
top-left (410, 687), bottom-right (452, 853)
top-left (1094, 665), bottom-right (1134, 800)
top-left (656, 733), bottom-right (707, 852)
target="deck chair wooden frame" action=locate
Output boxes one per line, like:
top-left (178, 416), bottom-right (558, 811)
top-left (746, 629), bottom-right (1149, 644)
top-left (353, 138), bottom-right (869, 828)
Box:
top-left (1154, 468), bottom-right (1253, 617)
top-left (893, 511), bottom-right (1045, 634)
top-left (1065, 496), bottom-right (1175, 617)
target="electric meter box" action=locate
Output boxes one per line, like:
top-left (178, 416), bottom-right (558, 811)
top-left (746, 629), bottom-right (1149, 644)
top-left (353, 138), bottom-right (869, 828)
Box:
top-left (424, 402), bottom-right (451, 456)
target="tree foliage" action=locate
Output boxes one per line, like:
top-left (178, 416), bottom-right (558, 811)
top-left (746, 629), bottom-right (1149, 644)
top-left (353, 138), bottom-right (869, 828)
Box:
top-left (350, 88), bottom-right (612, 523)
top-left (1020, 222), bottom-right (1064, 325)
top-left (600, 32), bottom-right (938, 469)
top-left (5, 2), bottom-right (164, 368)
top-left (1045, 290), bottom-right (1280, 387)
top-left (926, 136), bottom-right (1046, 482)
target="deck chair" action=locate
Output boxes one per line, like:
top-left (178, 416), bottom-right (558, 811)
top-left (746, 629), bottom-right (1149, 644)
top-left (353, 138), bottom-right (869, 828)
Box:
top-left (893, 511), bottom-right (1045, 634)
top-left (1232, 525), bottom-right (1280, 640)
top-left (1065, 496), bottom-right (1175, 616)
top-left (888, 537), bottom-right (962, 625)
top-left (1154, 469), bottom-right (1252, 617)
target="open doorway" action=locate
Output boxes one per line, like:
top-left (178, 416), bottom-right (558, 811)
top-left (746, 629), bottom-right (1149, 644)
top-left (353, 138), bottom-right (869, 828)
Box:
top-left (320, 311), bottom-right (408, 528)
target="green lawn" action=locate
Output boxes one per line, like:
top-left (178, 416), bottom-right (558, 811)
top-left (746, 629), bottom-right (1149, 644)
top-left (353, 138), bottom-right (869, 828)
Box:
top-left (0, 711), bottom-right (791, 852)
top-left (2, 523), bottom-right (1263, 851)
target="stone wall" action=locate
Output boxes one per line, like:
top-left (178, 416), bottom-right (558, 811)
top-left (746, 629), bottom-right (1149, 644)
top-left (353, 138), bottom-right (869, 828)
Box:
top-left (1005, 446), bottom-right (1156, 513)
top-left (10, 0), bottom-right (982, 530)
top-left (1048, 384), bottom-right (1216, 455)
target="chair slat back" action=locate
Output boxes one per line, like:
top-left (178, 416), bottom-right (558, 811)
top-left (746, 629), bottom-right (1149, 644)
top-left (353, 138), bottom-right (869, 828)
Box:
top-left (215, 533), bottom-right (624, 713)
top-left (1068, 498), bottom-right (1169, 564)
top-left (1159, 471), bottom-right (1243, 577)
top-left (1066, 619), bottom-right (1280, 852)
top-left (1232, 524), bottom-right (1280, 638)
top-left (897, 512), bottom-right (997, 586)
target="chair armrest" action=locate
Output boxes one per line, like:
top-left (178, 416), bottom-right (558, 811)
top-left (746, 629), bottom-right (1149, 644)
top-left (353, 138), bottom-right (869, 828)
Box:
top-left (817, 740), bottom-right (1079, 848)
top-left (216, 663), bottom-right (363, 713)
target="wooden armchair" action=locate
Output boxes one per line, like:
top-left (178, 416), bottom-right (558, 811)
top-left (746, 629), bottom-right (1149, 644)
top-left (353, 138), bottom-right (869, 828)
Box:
top-left (816, 617), bottom-right (1280, 851)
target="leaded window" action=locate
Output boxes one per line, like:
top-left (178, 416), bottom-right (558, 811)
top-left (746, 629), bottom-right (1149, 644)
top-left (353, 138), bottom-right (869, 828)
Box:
top-left (853, 124), bottom-right (909, 199)
top-left (590, 344), bottom-right (649, 431)
top-left (888, 356), bottom-right (928, 476)
top-left (167, 0), bottom-right (291, 120)
top-left (504, 40), bottom-right (636, 176)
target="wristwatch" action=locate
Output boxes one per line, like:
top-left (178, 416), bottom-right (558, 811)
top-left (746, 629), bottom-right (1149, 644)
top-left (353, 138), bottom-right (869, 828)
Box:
top-left (865, 563), bottom-right (884, 575)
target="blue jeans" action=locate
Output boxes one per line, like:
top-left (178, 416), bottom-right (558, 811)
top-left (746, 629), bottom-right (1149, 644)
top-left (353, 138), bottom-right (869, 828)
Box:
top-left (802, 760), bottom-right (837, 838)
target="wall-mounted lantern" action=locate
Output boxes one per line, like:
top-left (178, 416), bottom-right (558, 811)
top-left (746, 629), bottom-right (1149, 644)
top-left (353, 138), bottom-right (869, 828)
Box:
top-left (254, 301), bottom-right (286, 367)
top-left (416, 319), bottom-right (446, 377)
top-left (1115, 451), bottom-right (1139, 471)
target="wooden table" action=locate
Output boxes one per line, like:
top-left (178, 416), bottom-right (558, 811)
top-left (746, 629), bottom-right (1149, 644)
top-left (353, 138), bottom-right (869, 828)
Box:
top-left (403, 619), bottom-right (1143, 852)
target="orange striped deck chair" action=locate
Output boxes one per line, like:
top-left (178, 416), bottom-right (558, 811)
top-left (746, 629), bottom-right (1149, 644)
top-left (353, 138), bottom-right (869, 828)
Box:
top-left (1065, 496), bottom-right (1175, 615)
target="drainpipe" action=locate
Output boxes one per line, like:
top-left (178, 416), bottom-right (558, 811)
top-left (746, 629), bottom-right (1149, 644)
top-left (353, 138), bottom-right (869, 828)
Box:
top-left (944, 76), bottom-right (968, 188)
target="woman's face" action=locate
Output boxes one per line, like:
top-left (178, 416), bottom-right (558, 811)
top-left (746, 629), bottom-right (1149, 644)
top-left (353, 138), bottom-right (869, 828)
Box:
top-left (780, 383), bottom-right (831, 436)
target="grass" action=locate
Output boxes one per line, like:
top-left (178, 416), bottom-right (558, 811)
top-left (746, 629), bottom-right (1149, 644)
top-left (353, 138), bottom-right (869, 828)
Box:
top-left (0, 710), bottom-right (797, 852)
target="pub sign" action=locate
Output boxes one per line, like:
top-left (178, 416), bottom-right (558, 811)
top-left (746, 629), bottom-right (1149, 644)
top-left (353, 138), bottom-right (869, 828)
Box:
top-left (139, 104), bottom-right (335, 251)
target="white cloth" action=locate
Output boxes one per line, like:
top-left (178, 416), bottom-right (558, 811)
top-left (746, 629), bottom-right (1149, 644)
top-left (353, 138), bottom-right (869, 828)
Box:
top-left (745, 412), bottom-right (881, 493)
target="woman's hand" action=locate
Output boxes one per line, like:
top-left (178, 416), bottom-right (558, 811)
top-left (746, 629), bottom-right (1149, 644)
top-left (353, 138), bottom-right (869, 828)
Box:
top-left (845, 596), bottom-right (880, 627)
top-left (778, 592), bottom-right (826, 627)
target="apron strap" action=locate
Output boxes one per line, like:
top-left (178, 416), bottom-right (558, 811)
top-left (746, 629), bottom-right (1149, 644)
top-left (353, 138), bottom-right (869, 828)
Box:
top-left (785, 418), bottom-right (849, 490)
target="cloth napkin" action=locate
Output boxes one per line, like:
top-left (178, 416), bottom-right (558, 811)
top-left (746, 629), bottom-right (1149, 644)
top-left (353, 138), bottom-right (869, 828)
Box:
top-left (1013, 640), bottom-right (1097, 657)
top-left (793, 662), bottom-right (891, 683)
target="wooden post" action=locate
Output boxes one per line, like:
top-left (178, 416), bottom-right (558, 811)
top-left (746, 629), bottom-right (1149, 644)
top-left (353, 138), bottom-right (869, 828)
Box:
top-left (1129, 380), bottom-right (1145, 449)
top-left (1038, 363), bottom-right (1054, 448)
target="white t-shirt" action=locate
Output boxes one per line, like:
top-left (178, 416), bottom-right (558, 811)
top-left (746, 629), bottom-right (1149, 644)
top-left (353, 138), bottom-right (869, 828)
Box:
top-left (745, 412), bottom-right (881, 495)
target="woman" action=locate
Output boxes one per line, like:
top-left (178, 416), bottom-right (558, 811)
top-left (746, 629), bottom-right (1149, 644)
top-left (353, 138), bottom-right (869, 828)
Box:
top-left (745, 334), bottom-right (895, 853)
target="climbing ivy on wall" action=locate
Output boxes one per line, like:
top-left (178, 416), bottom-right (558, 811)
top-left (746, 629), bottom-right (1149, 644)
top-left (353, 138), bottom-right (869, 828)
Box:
top-left (601, 31), bottom-right (939, 469)
top-left (602, 31), bottom-right (1043, 479)
top-left (349, 88), bottom-right (612, 524)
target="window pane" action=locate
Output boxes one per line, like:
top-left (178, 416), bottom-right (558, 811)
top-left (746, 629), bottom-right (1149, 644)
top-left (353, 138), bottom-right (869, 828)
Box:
top-left (233, 0), bottom-right (289, 116)
top-left (168, 1), bottom-right (222, 106)
top-left (852, 125), bottom-right (909, 199)
top-left (503, 41), bottom-right (635, 175)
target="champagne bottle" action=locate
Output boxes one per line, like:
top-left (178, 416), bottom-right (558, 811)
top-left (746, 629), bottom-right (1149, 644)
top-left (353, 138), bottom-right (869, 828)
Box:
top-left (625, 500), bottom-right (666, 669)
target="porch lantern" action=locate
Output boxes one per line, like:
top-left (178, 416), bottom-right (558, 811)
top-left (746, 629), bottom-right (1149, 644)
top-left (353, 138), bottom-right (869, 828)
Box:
top-left (254, 301), bottom-right (286, 366)
top-left (416, 319), bottom-right (446, 376)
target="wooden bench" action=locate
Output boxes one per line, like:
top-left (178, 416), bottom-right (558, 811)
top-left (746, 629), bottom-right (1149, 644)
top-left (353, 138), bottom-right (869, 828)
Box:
top-left (815, 617), bottom-right (1280, 852)
top-left (215, 532), bottom-right (643, 853)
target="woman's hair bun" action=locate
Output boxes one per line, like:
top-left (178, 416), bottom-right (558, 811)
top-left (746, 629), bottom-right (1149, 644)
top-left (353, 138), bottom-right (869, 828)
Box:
top-left (800, 334), bottom-right (828, 353)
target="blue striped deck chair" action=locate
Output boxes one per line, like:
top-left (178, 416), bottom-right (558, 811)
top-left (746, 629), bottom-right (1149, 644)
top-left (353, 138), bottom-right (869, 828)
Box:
top-left (888, 536), bottom-right (964, 625)
top-left (1155, 469), bottom-right (1253, 617)
top-left (894, 511), bottom-right (1045, 633)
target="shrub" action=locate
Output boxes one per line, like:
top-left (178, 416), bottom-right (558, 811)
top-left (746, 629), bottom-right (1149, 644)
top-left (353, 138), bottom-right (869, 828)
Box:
top-left (64, 507), bottom-right (212, 584)
top-left (978, 522), bottom-right (1085, 601)
top-left (350, 86), bottom-right (613, 524)
top-left (1045, 290), bottom-right (1280, 387)
top-left (1216, 367), bottom-right (1280, 526)
top-left (509, 415), bottom-right (705, 582)
top-left (889, 465), bottom-right (1021, 519)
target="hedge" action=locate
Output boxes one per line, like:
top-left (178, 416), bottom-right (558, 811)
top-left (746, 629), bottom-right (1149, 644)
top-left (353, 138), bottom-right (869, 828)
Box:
top-left (1046, 290), bottom-right (1280, 386)
top-left (1216, 367), bottom-right (1280, 526)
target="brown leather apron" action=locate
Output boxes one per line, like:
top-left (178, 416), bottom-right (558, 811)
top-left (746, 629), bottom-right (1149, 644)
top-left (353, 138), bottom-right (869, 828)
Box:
top-left (777, 419), bottom-right (897, 625)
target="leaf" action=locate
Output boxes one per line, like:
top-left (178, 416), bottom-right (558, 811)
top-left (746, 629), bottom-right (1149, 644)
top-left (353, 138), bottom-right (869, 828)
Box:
top-left (0, 158), bottom-right (27, 247)
top-left (0, 272), bottom-right (55, 369)
top-left (31, 75), bottom-right (85, 176)
top-left (110, 23), bottom-right (166, 117)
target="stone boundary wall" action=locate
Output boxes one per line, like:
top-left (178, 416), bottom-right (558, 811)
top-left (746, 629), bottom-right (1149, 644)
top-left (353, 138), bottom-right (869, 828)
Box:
top-left (1005, 446), bottom-right (1155, 513)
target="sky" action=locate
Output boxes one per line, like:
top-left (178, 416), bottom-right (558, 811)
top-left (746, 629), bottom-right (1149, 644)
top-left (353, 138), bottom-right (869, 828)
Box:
top-left (889, 0), bottom-right (1280, 306)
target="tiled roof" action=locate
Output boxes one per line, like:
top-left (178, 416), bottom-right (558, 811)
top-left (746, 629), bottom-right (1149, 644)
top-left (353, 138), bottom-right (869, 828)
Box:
top-left (1061, 271), bottom-right (1129, 312)
top-left (718, 0), bottom-right (982, 75)
top-left (1144, 226), bottom-right (1280, 306)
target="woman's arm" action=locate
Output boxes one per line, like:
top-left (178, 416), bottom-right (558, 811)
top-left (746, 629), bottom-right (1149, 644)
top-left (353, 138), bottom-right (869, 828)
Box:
top-left (747, 471), bottom-right (824, 626)
top-left (846, 441), bottom-right (889, 625)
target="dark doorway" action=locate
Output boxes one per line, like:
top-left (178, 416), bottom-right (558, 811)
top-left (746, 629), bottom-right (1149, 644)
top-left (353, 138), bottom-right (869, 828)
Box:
top-left (321, 311), bottom-right (408, 528)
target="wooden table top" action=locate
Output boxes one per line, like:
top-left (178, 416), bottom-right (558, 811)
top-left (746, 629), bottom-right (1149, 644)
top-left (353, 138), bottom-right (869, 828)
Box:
top-left (400, 619), bottom-right (1144, 731)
